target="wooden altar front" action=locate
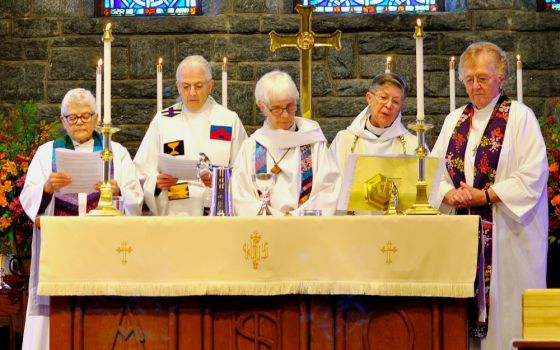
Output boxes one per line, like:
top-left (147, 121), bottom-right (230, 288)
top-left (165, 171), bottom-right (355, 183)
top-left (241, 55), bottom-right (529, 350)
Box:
top-left (50, 295), bottom-right (468, 349)
top-left (39, 216), bottom-right (479, 350)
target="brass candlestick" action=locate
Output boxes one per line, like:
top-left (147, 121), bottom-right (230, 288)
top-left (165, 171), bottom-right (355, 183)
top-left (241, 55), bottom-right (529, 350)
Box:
top-left (88, 123), bottom-right (121, 216)
top-left (405, 120), bottom-right (439, 215)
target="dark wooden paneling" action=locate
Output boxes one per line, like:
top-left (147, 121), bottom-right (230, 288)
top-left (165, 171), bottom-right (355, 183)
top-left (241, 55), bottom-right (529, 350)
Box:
top-left (51, 295), bottom-right (468, 350)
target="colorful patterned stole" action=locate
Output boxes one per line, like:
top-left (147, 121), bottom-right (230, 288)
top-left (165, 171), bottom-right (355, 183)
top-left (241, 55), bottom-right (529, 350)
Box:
top-left (255, 142), bottom-right (313, 206)
top-left (50, 132), bottom-right (106, 216)
top-left (444, 95), bottom-right (511, 338)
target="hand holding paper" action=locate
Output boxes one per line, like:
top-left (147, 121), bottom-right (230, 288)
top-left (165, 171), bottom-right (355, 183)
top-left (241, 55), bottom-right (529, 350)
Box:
top-left (55, 148), bottom-right (103, 194)
top-left (44, 172), bottom-right (72, 194)
top-left (158, 154), bottom-right (199, 181)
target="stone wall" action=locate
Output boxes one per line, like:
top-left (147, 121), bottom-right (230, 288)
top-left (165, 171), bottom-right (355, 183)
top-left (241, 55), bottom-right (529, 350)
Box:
top-left (1, 0), bottom-right (559, 153)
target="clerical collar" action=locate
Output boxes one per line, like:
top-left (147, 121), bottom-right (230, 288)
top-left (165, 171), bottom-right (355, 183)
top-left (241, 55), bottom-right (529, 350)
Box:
top-left (474, 95), bottom-right (500, 114)
top-left (263, 120), bottom-right (298, 131)
top-left (72, 137), bottom-right (94, 152)
top-left (365, 117), bottom-right (389, 137)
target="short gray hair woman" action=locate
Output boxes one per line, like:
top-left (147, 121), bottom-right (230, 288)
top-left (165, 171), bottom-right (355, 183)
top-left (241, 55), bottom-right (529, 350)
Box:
top-left (61, 88), bottom-right (97, 117)
top-left (255, 70), bottom-right (299, 109)
top-left (368, 72), bottom-right (407, 100)
top-left (176, 55), bottom-right (213, 84)
top-left (429, 41), bottom-right (548, 349)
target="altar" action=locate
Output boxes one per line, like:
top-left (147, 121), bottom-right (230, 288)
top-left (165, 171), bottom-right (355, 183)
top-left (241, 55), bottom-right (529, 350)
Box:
top-left (39, 215), bottom-right (479, 349)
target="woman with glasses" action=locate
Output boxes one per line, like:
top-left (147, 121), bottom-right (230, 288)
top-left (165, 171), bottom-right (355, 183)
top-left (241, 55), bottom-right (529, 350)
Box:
top-left (19, 88), bottom-right (143, 349)
top-left (329, 72), bottom-right (418, 173)
top-left (231, 70), bottom-right (340, 216)
top-left (430, 42), bottom-right (548, 350)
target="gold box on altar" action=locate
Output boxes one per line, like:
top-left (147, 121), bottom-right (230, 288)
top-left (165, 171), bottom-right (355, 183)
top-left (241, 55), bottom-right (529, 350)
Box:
top-left (337, 154), bottom-right (445, 213)
top-left (522, 289), bottom-right (560, 340)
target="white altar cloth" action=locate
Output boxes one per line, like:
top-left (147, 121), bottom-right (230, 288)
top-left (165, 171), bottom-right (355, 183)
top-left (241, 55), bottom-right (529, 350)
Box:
top-left (38, 215), bottom-right (479, 298)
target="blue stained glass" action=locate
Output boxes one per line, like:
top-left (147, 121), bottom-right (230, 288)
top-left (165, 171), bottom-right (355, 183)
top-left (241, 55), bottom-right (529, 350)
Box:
top-left (102, 0), bottom-right (200, 17)
top-left (302, 0), bottom-right (439, 13)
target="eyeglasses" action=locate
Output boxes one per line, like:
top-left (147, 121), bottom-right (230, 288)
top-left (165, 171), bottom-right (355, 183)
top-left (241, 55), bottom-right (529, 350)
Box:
top-left (462, 75), bottom-right (494, 87)
top-left (268, 104), bottom-right (297, 117)
top-left (371, 92), bottom-right (402, 108)
top-left (63, 112), bottom-right (94, 125)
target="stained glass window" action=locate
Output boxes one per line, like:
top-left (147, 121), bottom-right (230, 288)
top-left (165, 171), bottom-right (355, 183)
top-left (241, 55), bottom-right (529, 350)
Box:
top-left (100, 0), bottom-right (201, 17)
top-left (301, 0), bottom-right (440, 13)
top-left (537, 0), bottom-right (560, 11)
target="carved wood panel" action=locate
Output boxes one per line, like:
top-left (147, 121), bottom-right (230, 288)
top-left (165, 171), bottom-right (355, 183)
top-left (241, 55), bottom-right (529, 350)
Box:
top-left (50, 295), bottom-right (467, 350)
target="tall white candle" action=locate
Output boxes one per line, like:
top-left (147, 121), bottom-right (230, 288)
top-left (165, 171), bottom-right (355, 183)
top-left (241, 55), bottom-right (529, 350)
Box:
top-left (449, 56), bottom-right (456, 112)
top-left (221, 57), bottom-right (228, 107)
top-left (102, 23), bottom-right (113, 125)
top-left (414, 19), bottom-right (425, 121)
top-left (516, 54), bottom-right (523, 104)
top-left (96, 59), bottom-right (102, 124)
top-left (157, 57), bottom-right (163, 112)
top-left (385, 56), bottom-right (392, 73)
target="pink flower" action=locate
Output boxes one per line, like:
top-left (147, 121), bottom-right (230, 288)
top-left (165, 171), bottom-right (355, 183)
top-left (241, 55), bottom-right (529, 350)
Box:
top-left (17, 173), bottom-right (26, 188)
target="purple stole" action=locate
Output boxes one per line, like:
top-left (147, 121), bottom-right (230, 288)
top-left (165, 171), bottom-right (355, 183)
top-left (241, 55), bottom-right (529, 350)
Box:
top-left (49, 132), bottom-right (107, 216)
top-left (255, 142), bottom-right (313, 207)
top-left (445, 95), bottom-right (511, 338)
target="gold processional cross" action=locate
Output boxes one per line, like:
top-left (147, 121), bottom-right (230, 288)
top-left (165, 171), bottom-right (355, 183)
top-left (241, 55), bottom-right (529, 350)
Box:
top-left (380, 241), bottom-right (398, 264)
top-left (269, 5), bottom-right (342, 119)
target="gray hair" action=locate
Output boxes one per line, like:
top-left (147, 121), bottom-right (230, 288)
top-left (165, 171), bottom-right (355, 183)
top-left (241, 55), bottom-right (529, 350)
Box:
top-left (176, 55), bottom-right (212, 83)
top-left (255, 70), bottom-right (299, 107)
top-left (60, 88), bottom-right (96, 116)
top-left (368, 72), bottom-right (407, 99)
top-left (459, 41), bottom-right (509, 82)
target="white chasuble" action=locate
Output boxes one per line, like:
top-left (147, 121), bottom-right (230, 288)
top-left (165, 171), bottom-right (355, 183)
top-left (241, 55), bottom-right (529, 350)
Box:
top-left (430, 100), bottom-right (549, 350)
top-left (134, 97), bottom-right (248, 216)
top-left (231, 117), bottom-right (341, 216)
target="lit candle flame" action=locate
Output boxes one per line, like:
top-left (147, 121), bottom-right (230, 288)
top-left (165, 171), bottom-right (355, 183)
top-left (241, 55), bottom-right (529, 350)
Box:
top-left (516, 54), bottom-right (521, 62)
top-left (105, 23), bottom-right (111, 31)
top-left (451, 56), bottom-right (455, 63)
top-left (387, 56), bottom-right (392, 63)
top-left (159, 57), bottom-right (163, 65)
top-left (223, 57), bottom-right (227, 64)
top-left (97, 58), bottom-right (103, 66)
top-left (417, 18), bottom-right (421, 27)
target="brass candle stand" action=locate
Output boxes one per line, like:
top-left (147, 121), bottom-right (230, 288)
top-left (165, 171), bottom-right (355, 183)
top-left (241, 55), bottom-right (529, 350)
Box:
top-left (88, 123), bottom-right (121, 216)
top-left (405, 120), bottom-right (439, 215)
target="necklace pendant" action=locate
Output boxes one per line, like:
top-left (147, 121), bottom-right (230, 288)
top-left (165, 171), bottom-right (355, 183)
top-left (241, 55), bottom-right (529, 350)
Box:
top-left (271, 164), bottom-right (282, 174)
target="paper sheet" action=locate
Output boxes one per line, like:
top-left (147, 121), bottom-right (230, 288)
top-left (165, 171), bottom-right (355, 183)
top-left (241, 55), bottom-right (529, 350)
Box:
top-left (55, 148), bottom-right (103, 194)
top-left (158, 154), bottom-right (199, 180)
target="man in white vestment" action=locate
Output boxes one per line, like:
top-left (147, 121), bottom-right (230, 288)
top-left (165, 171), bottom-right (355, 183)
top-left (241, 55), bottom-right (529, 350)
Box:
top-left (429, 42), bottom-right (548, 350)
top-left (19, 88), bottom-right (143, 349)
top-left (134, 55), bottom-right (248, 216)
top-left (329, 72), bottom-right (417, 172)
top-left (231, 70), bottom-right (340, 216)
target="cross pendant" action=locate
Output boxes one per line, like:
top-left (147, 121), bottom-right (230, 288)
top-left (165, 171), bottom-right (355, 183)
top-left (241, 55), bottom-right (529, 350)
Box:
top-left (271, 164), bottom-right (282, 175)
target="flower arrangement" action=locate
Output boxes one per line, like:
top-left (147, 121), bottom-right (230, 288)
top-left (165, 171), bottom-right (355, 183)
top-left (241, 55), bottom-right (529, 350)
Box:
top-left (0, 101), bottom-right (60, 255)
top-left (539, 97), bottom-right (560, 248)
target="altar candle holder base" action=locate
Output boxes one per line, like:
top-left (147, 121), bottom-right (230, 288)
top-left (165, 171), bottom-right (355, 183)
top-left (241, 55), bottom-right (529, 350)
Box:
top-left (88, 123), bottom-right (121, 216)
top-left (405, 121), bottom-right (440, 215)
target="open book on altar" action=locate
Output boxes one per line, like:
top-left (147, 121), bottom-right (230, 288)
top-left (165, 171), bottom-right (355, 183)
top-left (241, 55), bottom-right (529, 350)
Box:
top-left (337, 154), bottom-right (445, 214)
